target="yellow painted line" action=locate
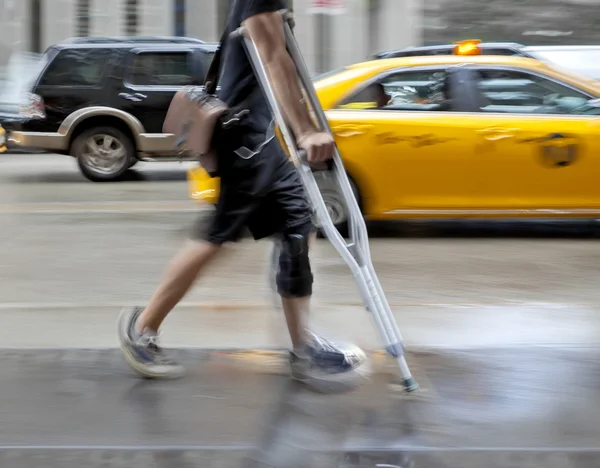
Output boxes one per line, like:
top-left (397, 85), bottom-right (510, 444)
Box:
top-left (223, 349), bottom-right (394, 369)
top-left (211, 349), bottom-right (437, 396)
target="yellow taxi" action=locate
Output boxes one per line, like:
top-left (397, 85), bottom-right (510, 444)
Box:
top-left (0, 126), bottom-right (6, 153)
top-left (188, 41), bottom-right (600, 225)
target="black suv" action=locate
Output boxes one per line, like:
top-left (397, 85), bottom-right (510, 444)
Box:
top-left (4, 37), bottom-right (218, 181)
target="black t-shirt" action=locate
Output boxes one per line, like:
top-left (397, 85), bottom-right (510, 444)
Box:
top-left (217, 0), bottom-right (288, 132)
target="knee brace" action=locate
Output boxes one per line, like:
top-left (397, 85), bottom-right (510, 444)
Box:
top-left (276, 227), bottom-right (313, 298)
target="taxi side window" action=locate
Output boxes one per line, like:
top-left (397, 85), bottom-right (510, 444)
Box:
top-left (474, 69), bottom-right (593, 115)
top-left (337, 70), bottom-right (452, 111)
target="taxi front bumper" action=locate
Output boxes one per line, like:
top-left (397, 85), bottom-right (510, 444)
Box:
top-left (0, 129), bottom-right (7, 153)
top-left (187, 166), bottom-right (220, 205)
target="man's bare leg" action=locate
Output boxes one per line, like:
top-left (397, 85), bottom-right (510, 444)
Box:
top-left (137, 240), bottom-right (222, 332)
top-left (275, 228), bottom-right (370, 390)
top-left (281, 296), bottom-right (310, 350)
top-left (117, 239), bottom-right (221, 379)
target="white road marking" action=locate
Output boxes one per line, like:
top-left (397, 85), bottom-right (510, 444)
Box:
top-left (0, 300), bottom-right (597, 310)
top-left (0, 200), bottom-right (206, 214)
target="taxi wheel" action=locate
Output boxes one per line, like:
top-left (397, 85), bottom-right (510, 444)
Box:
top-left (317, 177), bottom-right (361, 239)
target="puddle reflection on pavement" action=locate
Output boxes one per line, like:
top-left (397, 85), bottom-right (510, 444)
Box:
top-left (0, 347), bottom-right (599, 467)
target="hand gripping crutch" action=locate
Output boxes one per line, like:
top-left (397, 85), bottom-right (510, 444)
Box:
top-left (232, 10), bottom-right (418, 392)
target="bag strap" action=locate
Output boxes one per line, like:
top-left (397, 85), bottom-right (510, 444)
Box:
top-left (203, 0), bottom-right (266, 110)
top-left (204, 27), bottom-right (229, 94)
top-left (204, 0), bottom-right (238, 94)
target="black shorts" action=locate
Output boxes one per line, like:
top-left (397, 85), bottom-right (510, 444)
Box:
top-left (192, 131), bottom-right (313, 244)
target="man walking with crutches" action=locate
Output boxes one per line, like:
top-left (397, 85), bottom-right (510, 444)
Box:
top-left (117, 0), bottom-right (369, 392)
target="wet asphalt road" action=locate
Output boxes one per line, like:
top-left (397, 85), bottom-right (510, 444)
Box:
top-left (1, 153), bottom-right (600, 467)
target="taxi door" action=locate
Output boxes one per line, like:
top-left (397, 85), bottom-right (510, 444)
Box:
top-left (467, 67), bottom-right (600, 212)
top-left (325, 67), bottom-right (477, 217)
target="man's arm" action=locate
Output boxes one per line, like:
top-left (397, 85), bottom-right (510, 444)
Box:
top-left (243, 11), bottom-right (333, 164)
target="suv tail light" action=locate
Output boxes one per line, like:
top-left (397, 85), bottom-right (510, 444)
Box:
top-left (19, 93), bottom-right (46, 119)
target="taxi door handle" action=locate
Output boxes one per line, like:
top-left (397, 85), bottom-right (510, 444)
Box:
top-left (332, 124), bottom-right (374, 137)
top-left (477, 127), bottom-right (519, 141)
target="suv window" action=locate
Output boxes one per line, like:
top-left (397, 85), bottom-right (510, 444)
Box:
top-left (38, 48), bottom-right (111, 86)
top-left (197, 50), bottom-right (215, 81)
top-left (474, 69), bottom-right (592, 115)
top-left (338, 69), bottom-right (451, 111)
top-left (129, 51), bottom-right (193, 86)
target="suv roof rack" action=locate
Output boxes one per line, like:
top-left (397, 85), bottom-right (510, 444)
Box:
top-left (63, 36), bottom-right (206, 45)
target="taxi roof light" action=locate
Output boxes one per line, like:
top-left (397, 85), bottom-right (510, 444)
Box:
top-left (454, 39), bottom-right (482, 56)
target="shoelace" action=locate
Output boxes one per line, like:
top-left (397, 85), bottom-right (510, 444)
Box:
top-left (136, 332), bottom-right (176, 365)
top-left (308, 332), bottom-right (360, 365)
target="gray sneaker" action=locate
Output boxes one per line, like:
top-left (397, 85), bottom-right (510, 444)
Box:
top-left (290, 331), bottom-right (370, 393)
top-left (117, 306), bottom-right (185, 379)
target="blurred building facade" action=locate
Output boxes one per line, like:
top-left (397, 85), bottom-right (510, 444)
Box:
top-left (424, 0), bottom-right (600, 46)
top-left (2, 0), bottom-right (600, 74)
top-left (0, 0), bottom-right (422, 73)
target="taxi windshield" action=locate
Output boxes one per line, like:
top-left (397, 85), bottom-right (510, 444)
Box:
top-left (314, 66), bottom-right (349, 81)
top-left (528, 49), bottom-right (600, 81)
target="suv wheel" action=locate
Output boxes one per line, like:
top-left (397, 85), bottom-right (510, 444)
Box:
top-left (71, 126), bottom-right (135, 182)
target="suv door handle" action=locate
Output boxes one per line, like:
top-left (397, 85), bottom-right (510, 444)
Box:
top-left (119, 92), bottom-right (147, 102)
top-left (332, 124), bottom-right (374, 137)
top-left (477, 127), bottom-right (519, 141)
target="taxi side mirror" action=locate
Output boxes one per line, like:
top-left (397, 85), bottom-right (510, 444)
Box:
top-left (587, 98), bottom-right (600, 108)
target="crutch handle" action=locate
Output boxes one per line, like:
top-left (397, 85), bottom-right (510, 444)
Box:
top-left (297, 149), bottom-right (333, 172)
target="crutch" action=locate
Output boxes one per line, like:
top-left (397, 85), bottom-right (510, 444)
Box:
top-left (232, 11), bottom-right (418, 392)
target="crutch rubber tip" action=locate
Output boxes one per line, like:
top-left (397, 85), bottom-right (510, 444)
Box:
top-left (403, 377), bottom-right (419, 392)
